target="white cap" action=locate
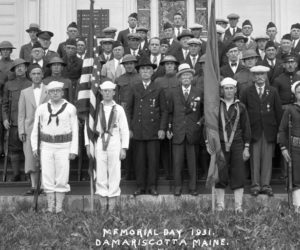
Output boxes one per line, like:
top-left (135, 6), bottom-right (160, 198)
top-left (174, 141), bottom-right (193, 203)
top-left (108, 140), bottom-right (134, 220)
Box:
top-left (291, 81), bottom-right (300, 94)
top-left (220, 77), bottom-right (237, 87)
top-left (176, 63), bottom-right (195, 77)
top-left (216, 25), bottom-right (225, 34)
top-left (189, 23), bottom-right (203, 30)
top-left (47, 81), bottom-right (64, 90)
top-left (100, 81), bottom-right (116, 90)
top-left (250, 65), bottom-right (270, 73)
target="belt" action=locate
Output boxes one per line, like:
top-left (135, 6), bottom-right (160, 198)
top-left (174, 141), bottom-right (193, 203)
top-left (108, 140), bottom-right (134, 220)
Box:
top-left (41, 132), bottom-right (72, 143)
top-left (291, 136), bottom-right (300, 148)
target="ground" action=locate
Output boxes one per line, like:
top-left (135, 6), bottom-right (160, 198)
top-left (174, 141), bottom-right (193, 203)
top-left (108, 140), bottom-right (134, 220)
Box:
top-left (0, 198), bottom-right (300, 250)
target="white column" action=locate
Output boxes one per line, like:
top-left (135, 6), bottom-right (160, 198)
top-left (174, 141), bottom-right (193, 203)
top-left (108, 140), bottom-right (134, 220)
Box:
top-left (150, 0), bottom-right (158, 37)
top-left (123, 0), bottom-right (137, 30)
top-left (40, 0), bottom-right (77, 52)
top-left (187, 0), bottom-right (195, 28)
top-left (272, 0), bottom-right (284, 40)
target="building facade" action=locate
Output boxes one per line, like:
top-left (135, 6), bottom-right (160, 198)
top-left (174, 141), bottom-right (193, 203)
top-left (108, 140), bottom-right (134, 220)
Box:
top-left (0, 0), bottom-right (300, 58)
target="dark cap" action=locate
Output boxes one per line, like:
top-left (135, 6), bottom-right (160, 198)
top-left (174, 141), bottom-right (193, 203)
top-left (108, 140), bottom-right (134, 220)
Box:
top-left (160, 38), bottom-right (170, 45)
top-left (47, 56), bottom-right (66, 67)
top-left (291, 23), bottom-right (300, 30)
top-left (265, 41), bottom-right (276, 50)
top-left (129, 12), bottom-right (138, 20)
top-left (68, 22), bottom-right (78, 29)
top-left (27, 63), bottom-right (43, 73)
top-left (37, 31), bottom-right (54, 40)
top-left (177, 29), bottom-right (194, 40)
top-left (26, 23), bottom-right (41, 33)
top-left (135, 56), bottom-right (157, 70)
top-left (10, 58), bottom-right (29, 72)
top-left (282, 53), bottom-right (298, 63)
top-left (282, 33), bottom-right (292, 41)
top-left (127, 33), bottom-right (142, 40)
top-left (225, 43), bottom-right (238, 53)
top-left (163, 22), bottom-right (173, 30)
top-left (242, 19), bottom-right (252, 27)
top-left (32, 41), bottom-right (43, 49)
top-left (65, 38), bottom-right (77, 46)
top-left (112, 41), bottom-right (123, 49)
top-left (266, 22), bottom-right (276, 29)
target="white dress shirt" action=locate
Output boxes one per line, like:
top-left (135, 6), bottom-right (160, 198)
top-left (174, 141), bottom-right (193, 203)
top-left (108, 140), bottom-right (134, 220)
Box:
top-left (33, 84), bottom-right (43, 105)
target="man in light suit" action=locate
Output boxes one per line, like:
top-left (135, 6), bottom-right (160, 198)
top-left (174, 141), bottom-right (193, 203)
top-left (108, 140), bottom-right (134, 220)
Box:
top-left (19, 23), bottom-right (41, 62)
top-left (18, 64), bottom-right (48, 195)
top-left (101, 41), bottom-right (126, 82)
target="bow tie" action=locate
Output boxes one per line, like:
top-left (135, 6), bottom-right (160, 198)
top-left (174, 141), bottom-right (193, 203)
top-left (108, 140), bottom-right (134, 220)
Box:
top-left (231, 63), bottom-right (237, 67)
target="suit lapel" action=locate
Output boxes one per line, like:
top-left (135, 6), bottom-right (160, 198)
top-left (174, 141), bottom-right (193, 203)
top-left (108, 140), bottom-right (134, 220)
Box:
top-left (39, 84), bottom-right (48, 105)
top-left (28, 86), bottom-right (37, 108)
top-left (250, 85), bottom-right (261, 103)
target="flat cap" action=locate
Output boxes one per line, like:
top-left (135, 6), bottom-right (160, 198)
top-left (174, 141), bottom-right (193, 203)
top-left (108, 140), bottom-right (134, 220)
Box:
top-left (291, 23), bottom-right (300, 30)
top-left (47, 81), bottom-right (64, 90)
top-left (216, 18), bottom-right (228, 24)
top-left (26, 23), bottom-right (40, 33)
top-left (47, 56), bottom-right (66, 67)
top-left (220, 77), bottom-right (237, 87)
top-left (187, 38), bottom-right (201, 45)
top-left (121, 54), bottom-right (138, 64)
top-left (177, 29), bottom-right (194, 40)
top-left (112, 41), bottom-right (123, 49)
top-left (100, 80), bottom-right (116, 90)
top-left (176, 63), bottom-right (195, 77)
top-left (227, 13), bottom-right (240, 19)
top-left (250, 65), bottom-right (270, 73)
top-left (136, 26), bottom-right (148, 32)
top-left (103, 27), bottom-right (117, 33)
top-left (0, 41), bottom-right (15, 49)
top-left (101, 38), bottom-right (114, 44)
top-left (159, 55), bottom-right (179, 65)
top-left (163, 22), bottom-right (173, 30)
top-left (233, 33), bottom-right (248, 43)
top-left (65, 38), bottom-right (77, 46)
top-left (10, 58), bottom-right (29, 72)
top-left (254, 35), bottom-right (269, 41)
top-left (189, 23), bottom-right (203, 30)
top-left (291, 81), bottom-right (300, 94)
top-left (37, 31), bottom-right (54, 40)
top-left (127, 33), bottom-right (142, 40)
top-left (242, 49), bottom-right (259, 60)
top-left (216, 25), bottom-right (226, 34)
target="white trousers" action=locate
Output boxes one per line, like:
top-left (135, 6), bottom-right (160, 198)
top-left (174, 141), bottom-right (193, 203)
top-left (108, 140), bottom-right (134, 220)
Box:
top-left (41, 142), bottom-right (70, 193)
top-left (95, 140), bottom-right (121, 197)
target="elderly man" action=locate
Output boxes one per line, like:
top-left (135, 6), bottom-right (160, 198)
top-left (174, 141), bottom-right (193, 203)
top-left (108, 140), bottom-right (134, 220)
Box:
top-left (57, 22), bottom-right (79, 58)
top-left (20, 23), bottom-right (41, 62)
top-left (167, 64), bottom-right (203, 196)
top-left (117, 12), bottom-right (138, 48)
top-left (223, 13), bottom-right (242, 45)
top-left (101, 41), bottom-right (125, 82)
top-left (18, 64), bottom-right (48, 195)
top-left (86, 81), bottom-right (129, 198)
top-left (31, 81), bottom-right (78, 213)
top-left (127, 57), bottom-right (168, 196)
top-left (241, 65), bottom-right (282, 197)
top-left (175, 30), bottom-right (194, 63)
top-left (2, 59), bottom-right (31, 181)
top-left (214, 77), bottom-right (251, 213)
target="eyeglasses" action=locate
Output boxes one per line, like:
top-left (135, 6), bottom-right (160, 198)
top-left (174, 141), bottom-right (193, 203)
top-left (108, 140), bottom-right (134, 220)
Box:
top-left (48, 89), bottom-right (63, 94)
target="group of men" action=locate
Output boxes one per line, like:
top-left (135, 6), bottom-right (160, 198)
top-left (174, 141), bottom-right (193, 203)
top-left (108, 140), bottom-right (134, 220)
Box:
top-left (1, 10), bottom-right (300, 213)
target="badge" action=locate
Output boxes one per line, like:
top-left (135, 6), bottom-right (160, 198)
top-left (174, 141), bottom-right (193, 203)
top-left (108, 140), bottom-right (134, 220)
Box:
top-left (150, 98), bottom-right (156, 107)
top-left (267, 104), bottom-right (270, 112)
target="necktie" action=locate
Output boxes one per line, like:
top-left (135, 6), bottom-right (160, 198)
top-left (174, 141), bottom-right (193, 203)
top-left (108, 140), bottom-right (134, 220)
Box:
top-left (144, 83), bottom-right (148, 89)
top-left (258, 87), bottom-right (263, 99)
top-left (132, 51), bottom-right (136, 56)
top-left (116, 61), bottom-right (122, 76)
top-left (270, 59), bottom-right (275, 68)
top-left (177, 28), bottom-right (180, 36)
top-left (192, 56), bottom-right (197, 68)
top-left (184, 89), bottom-right (189, 101)
top-left (153, 55), bottom-right (157, 65)
top-left (184, 50), bottom-right (188, 60)
top-left (233, 28), bottom-right (236, 36)
top-left (293, 40), bottom-right (296, 48)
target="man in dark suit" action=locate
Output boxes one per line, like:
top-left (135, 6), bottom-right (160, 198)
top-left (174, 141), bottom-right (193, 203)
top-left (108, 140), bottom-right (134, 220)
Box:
top-left (167, 63), bottom-right (203, 196)
top-left (223, 13), bottom-right (242, 46)
top-left (185, 38), bottom-right (204, 76)
top-left (37, 31), bottom-right (58, 62)
top-left (117, 12), bottom-right (138, 48)
top-left (189, 23), bottom-right (207, 53)
top-left (99, 38), bottom-right (114, 67)
top-left (241, 65), bottom-right (282, 197)
top-left (19, 23), bottom-right (40, 62)
top-left (173, 12), bottom-right (185, 38)
top-left (127, 57), bottom-right (168, 196)
top-left (266, 22), bottom-right (280, 48)
top-left (136, 27), bottom-right (149, 53)
top-left (258, 41), bottom-right (283, 85)
top-left (291, 23), bottom-right (300, 57)
top-left (29, 41), bottom-right (51, 78)
top-left (123, 33), bottom-right (143, 61)
top-left (163, 22), bottom-right (181, 57)
top-left (57, 22), bottom-right (79, 59)
top-left (175, 30), bottom-right (194, 63)
top-left (220, 43), bottom-right (246, 78)
top-left (242, 20), bottom-right (257, 51)
top-left (76, 38), bottom-right (87, 60)
top-left (255, 35), bottom-right (269, 63)
top-left (277, 34), bottom-right (294, 61)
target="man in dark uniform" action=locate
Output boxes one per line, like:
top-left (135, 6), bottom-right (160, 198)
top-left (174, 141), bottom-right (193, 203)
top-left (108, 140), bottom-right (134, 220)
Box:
top-left (19, 23), bottom-right (41, 62)
top-left (124, 33), bottom-right (142, 60)
top-left (115, 54), bottom-right (141, 180)
top-left (214, 77), bottom-right (251, 213)
top-left (241, 65), bottom-right (282, 197)
top-left (117, 13), bottom-right (138, 48)
top-left (279, 81), bottom-right (300, 213)
top-left (99, 38), bottom-right (114, 66)
top-left (57, 22), bottom-right (79, 58)
top-left (185, 38), bottom-right (204, 76)
top-left (61, 38), bottom-right (83, 103)
top-left (291, 23), bottom-right (300, 56)
top-left (167, 63), bottom-right (202, 196)
top-left (127, 57), bottom-right (168, 196)
top-left (273, 54), bottom-right (300, 107)
top-left (223, 13), bottom-right (242, 46)
top-left (154, 55), bottom-right (180, 180)
top-left (37, 30), bottom-right (58, 62)
top-left (136, 27), bottom-right (149, 53)
top-left (163, 22), bottom-right (181, 57)
top-left (0, 41), bottom-right (15, 74)
top-left (2, 59), bottom-right (31, 181)
top-left (277, 34), bottom-right (294, 61)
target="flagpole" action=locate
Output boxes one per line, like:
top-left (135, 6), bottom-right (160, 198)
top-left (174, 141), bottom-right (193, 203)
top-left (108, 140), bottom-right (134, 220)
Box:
top-left (212, 185), bottom-right (215, 213)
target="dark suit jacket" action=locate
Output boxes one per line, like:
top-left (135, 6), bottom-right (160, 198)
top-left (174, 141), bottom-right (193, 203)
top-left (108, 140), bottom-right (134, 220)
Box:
top-left (127, 80), bottom-right (168, 140)
top-left (241, 84), bottom-right (282, 143)
top-left (124, 47), bottom-right (143, 62)
top-left (57, 41), bottom-right (67, 58)
top-left (169, 85), bottom-right (203, 144)
top-left (168, 39), bottom-right (182, 57)
top-left (139, 40), bottom-right (149, 53)
top-left (117, 28), bottom-right (130, 48)
top-left (185, 54), bottom-right (203, 76)
top-left (258, 58), bottom-right (284, 85)
top-left (293, 40), bottom-right (300, 56)
top-left (223, 27), bottom-right (242, 46)
top-left (220, 62), bottom-right (246, 78)
top-left (19, 42), bottom-right (33, 62)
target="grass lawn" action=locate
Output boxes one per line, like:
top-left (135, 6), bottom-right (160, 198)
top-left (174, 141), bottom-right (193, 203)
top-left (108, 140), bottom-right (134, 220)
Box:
top-left (0, 198), bottom-right (300, 250)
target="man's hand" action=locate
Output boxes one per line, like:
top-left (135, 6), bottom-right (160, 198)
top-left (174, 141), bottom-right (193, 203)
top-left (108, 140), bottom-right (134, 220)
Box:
top-left (166, 131), bottom-right (173, 140)
top-left (33, 150), bottom-right (39, 159)
top-left (86, 145), bottom-right (91, 159)
top-left (119, 148), bottom-right (126, 160)
top-left (158, 130), bottom-right (165, 140)
top-left (243, 147), bottom-right (250, 161)
top-left (3, 120), bottom-right (10, 130)
top-left (69, 153), bottom-right (77, 160)
top-left (20, 134), bottom-right (26, 142)
top-left (282, 149), bottom-right (291, 163)
top-left (205, 141), bottom-right (213, 155)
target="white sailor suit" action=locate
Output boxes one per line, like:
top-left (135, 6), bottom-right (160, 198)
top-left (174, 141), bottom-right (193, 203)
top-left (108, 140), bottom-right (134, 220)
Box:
top-left (85, 100), bottom-right (129, 197)
top-left (31, 99), bottom-right (78, 193)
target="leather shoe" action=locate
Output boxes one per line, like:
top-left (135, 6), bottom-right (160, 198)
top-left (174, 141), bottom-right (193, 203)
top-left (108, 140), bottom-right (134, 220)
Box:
top-left (24, 189), bottom-right (35, 196)
top-left (148, 189), bottom-right (159, 196)
top-left (261, 189), bottom-right (274, 197)
top-left (174, 189), bottom-right (181, 196)
top-left (133, 189), bottom-right (145, 196)
top-left (251, 190), bottom-right (260, 197)
top-left (189, 189), bottom-right (198, 196)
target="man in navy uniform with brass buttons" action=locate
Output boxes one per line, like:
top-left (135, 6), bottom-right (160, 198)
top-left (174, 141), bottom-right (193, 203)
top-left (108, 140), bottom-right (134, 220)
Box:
top-left (127, 57), bottom-right (168, 196)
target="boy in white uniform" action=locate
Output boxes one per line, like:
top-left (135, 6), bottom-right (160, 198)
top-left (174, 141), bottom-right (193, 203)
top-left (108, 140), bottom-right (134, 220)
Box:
top-left (31, 81), bottom-right (78, 213)
top-left (86, 81), bottom-right (129, 198)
